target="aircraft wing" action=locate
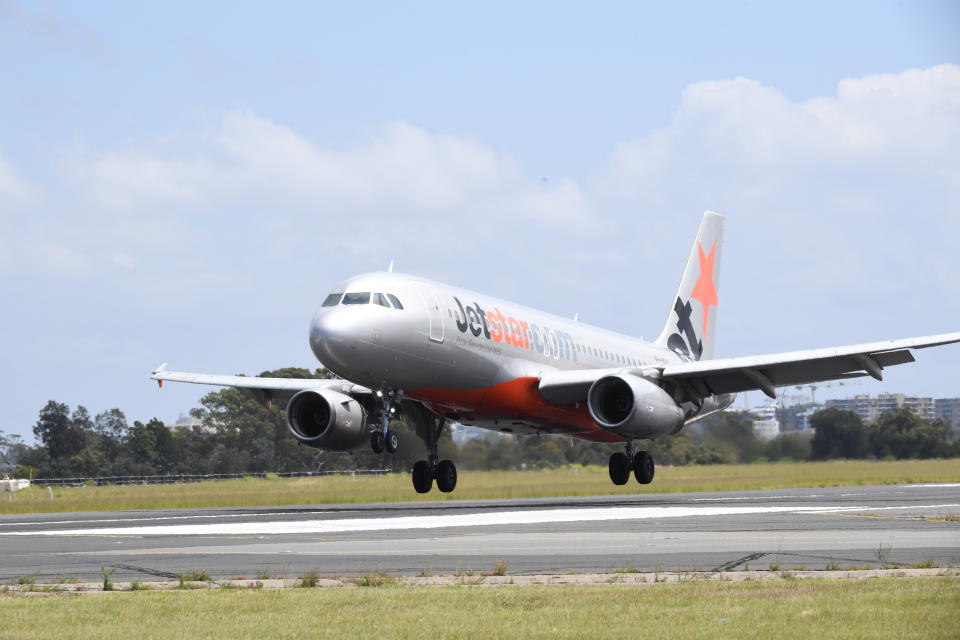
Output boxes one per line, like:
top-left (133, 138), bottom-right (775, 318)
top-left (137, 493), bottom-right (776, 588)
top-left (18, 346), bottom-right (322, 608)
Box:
top-left (538, 332), bottom-right (960, 404)
top-left (150, 364), bottom-right (371, 406)
top-left (660, 332), bottom-right (960, 399)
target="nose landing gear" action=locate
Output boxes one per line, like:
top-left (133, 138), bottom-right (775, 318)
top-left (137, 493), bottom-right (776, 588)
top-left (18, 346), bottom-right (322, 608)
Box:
top-left (370, 389), bottom-right (401, 454)
top-left (608, 440), bottom-right (655, 486)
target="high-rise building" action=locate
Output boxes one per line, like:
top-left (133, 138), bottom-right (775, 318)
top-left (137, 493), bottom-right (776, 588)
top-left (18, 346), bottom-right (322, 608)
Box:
top-left (934, 398), bottom-right (960, 434)
top-left (825, 393), bottom-right (936, 422)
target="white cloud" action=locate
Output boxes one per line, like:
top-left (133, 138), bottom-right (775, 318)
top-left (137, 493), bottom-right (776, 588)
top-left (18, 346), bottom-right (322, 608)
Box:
top-left (67, 112), bottom-right (596, 228)
top-left (602, 64), bottom-right (960, 200)
top-left (596, 64), bottom-right (960, 315)
top-left (25, 241), bottom-right (95, 277)
top-left (12, 65), bottom-right (960, 340)
top-left (0, 153), bottom-right (36, 209)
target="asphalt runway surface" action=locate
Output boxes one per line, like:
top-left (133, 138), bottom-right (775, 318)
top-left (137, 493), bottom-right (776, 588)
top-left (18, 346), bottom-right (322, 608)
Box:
top-left (1, 484), bottom-right (958, 582)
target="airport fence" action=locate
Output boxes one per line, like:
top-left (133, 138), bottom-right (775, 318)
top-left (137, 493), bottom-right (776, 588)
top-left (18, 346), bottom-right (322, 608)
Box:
top-left (26, 469), bottom-right (393, 487)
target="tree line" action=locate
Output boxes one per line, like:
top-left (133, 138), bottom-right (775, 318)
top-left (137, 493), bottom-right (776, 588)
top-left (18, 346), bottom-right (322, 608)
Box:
top-left (1, 368), bottom-right (957, 479)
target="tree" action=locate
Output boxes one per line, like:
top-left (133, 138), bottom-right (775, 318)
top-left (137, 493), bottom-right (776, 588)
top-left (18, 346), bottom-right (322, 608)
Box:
top-left (190, 368), bottom-right (338, 473)
top-left (690, 411), bottom-right (764, 462)
top-left (868, 409), bottom-right (956, 459)
top-left (32, 401), bottom-right (89, 474)
top-left (0, 430), bottom-right (28, 468)
top-left (809, 409), bottom-right (869, 459)
top-left (122, 419), bottom-right (178, 474)
top-left (94, 408), bottom-right (129, 439)
top-left (762, 433), bottom-right (812, 462)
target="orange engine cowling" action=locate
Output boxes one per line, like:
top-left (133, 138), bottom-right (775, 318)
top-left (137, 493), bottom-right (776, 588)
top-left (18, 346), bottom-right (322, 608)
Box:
top-left (285, 389), bottom-right (367, 451)
top-left (587, 373), bottom-right (684, 438)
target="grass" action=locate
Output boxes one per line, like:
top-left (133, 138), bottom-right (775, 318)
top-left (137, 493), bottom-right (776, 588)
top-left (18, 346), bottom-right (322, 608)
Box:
top-left (3, 459), bottom-right (959, 514)
top-left (296, 572), bottom-right (319, 588)
top-left (179, 570), bottom-right (211, 582)
top-left (354, 572), bottom-right (395, 587)
top-left (0, 578), bottom-right (956, 639)
top-left (101, 566), bottom-right (115, 592)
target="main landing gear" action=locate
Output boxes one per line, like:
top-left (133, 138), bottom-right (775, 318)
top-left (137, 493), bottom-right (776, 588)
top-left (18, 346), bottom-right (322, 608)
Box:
top-left (407, 403), bottom-right (457, 494)
top-left (608, 440), bottom-right (655, 486)
top-left (370, 390), bottom-right (400, 454)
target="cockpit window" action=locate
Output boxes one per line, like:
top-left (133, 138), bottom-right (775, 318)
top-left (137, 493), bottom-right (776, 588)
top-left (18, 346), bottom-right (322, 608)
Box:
top-left (386, 294), bottom-right (404, 310)
top-left (322, 293), bottom-right (342, 307)
top-left (342, 292), bottom-right (371, 305)
top-left (373, 293), bottom-right (390, 307)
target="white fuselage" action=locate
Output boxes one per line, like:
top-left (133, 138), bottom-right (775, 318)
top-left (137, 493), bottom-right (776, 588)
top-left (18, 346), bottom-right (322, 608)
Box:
top-left (309, 272), bottom-right (714, 442)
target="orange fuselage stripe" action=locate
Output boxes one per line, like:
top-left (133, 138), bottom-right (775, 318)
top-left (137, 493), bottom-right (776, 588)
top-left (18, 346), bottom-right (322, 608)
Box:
top-left (409, 377), bottom-right (624, 443)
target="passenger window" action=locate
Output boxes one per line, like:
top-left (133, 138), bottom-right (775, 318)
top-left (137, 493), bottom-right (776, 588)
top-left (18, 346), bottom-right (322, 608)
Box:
top-left (373, 293), bottom-right (390, 307)
top-left (386, 294), bottom-right (404, 310)
top-left (322, 293), bottom-right (342, 307)
top-left (342, 292), bottom-right (371, 305)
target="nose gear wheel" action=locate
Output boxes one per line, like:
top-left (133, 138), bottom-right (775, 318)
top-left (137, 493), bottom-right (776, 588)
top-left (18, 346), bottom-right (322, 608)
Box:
top-left (370, 389), bottom-right (402, 454)
top-left (370, 431), bottom-right (384, 454)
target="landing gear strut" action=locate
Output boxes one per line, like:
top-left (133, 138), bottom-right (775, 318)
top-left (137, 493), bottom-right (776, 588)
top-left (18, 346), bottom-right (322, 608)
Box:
top-left (406, 404), bottom-right (458, 493)
top-left (370, 390), bottom-right (400, 454)
top-left (608, 440), bottom-right (655, 486)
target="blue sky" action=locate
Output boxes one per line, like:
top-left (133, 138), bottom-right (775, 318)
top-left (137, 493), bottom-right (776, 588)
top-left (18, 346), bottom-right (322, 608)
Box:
top-left (1, 1), bottom-right (959, 441)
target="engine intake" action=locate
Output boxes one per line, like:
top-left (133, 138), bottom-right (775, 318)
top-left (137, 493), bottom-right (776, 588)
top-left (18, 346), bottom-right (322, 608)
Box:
top-left (285, 388), bottom-right (367, 451)
top-left (587, 373), bottom-right (684, 438)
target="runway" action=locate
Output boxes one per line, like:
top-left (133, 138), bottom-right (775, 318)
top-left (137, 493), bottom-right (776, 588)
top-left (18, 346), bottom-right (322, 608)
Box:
top-left (1, 484), bottom-right (958, 582)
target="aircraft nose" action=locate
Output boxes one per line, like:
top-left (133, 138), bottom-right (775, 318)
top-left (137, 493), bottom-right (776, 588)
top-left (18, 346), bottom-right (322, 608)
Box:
top-left (309, 308), bottom-right (353, 364)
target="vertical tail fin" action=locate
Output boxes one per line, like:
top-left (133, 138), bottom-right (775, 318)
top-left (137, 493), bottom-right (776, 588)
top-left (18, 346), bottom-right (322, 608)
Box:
top-left (654, 211), bottom-right (724, 361)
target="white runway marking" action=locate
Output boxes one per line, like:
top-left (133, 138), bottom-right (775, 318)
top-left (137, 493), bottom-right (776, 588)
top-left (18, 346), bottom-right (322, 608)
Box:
top-left (903, 484), bottom-right (960, 488)
top-left (0, 511), bottom-right (330, 528)
top-left (2, 504), bottom-right (944, 537)
top-left (811, 504), bottom-right (959, 513)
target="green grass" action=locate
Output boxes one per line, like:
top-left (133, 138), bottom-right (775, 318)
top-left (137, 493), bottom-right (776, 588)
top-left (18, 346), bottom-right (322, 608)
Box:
top-left (0, 578), bottom-right (956, 639)
top-left (3, 458), bottom-right (959, 514)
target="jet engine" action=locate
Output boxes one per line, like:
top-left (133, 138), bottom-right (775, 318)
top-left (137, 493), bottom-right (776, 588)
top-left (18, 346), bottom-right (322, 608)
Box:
top-left (285, 388), bottom-right (367, 451)
top-left (587, 373), bottom-right (685, 438)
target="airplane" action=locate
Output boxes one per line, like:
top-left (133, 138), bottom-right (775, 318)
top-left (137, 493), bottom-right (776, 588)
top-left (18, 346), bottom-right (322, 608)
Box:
top-left (151, 211), bottom-right (960, 493)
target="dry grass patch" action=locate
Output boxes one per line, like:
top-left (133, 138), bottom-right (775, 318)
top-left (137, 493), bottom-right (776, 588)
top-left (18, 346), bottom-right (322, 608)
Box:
top-left (0, 578), bottom-right (956, 639)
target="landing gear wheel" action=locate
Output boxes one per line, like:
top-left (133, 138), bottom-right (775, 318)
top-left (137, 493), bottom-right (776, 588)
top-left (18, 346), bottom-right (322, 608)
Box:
top-left (634, 451), bottom-right (654, 484)
top-left (608, 452), bottom-right (630, 485)
top-left (371, 431), bottom-right (385, 454)
top-left (412, 460), bottom-right (433, 494)
top-left (435, 460), bottom-right (458, 493)
top-left (384, 430), bottom-right (399, 454)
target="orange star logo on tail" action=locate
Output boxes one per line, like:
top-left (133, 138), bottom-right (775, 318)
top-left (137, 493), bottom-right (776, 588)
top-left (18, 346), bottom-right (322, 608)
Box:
top-left (689, 242), bottom-right (718, 337)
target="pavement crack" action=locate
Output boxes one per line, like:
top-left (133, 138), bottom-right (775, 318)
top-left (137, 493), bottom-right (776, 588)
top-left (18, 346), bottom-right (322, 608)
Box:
top-left (105, 563), bottom-right (180, 579)
top-left (712, 552), bottom-right (768, 572)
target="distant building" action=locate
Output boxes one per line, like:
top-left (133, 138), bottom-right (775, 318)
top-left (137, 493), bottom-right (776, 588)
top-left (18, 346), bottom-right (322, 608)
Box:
top-left (934, 398), bottom-right (960, 434)
top-left (165, 413), bottom-right (208, 432)
top-left (449, 422), bottom-right (501, 446)
top-left (747, 403), bottom-right (781, 441)
top-left (825, 393), bottom-right (939, 423)
top-left (792, 405), bottom-right (821, 432)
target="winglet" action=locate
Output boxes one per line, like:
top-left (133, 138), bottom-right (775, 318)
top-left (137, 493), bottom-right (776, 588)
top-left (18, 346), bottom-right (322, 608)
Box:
top-left (152, 362), bottom-right (168, 388)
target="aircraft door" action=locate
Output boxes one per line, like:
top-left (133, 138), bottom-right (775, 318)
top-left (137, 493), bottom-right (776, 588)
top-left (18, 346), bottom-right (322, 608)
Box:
top-left (416, 284), bottom-right (444, 343)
